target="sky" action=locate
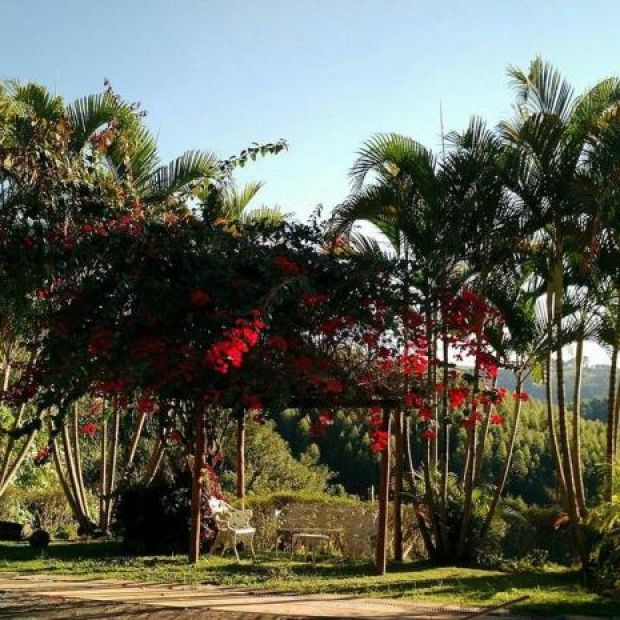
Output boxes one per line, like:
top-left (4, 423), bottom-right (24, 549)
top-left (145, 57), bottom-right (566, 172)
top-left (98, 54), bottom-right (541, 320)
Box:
top-left (2, 0), bottom-right (617, 363)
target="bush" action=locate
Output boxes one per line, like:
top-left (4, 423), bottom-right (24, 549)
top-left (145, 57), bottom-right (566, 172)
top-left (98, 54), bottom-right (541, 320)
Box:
top-left (29, 529), bottom-right (50, 549)
top-left (114, 472), bottom-right (215, 555)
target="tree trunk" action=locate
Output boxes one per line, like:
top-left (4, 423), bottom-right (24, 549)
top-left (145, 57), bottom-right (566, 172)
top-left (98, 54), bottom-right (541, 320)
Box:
top-left (572, 338), bottom-right (586, 516)
top-left (552, 260), bottom-right (586, 565)
top-left (124, 410), bottom-right (147, 476)
top-left (142, 437), bottom-right (166, 486)
top-left (236, 412), bottom-right (246, 508)
top-left (0, 430), bottom-right (36, 498)
top-left (405, 416), bottom-right (435, 558)
top-left (103, 401), bottom-right (121, 531)
top-left (606, 341), bottom-right (618, 502)
top-left (189, 398), bottom-right (206, 565)
top-left (72, 404), bottom-right (91, 521)
top-left (99, 417), bottom-right (108, 530)
top-left (393, 409), bottom-right (404, 562)
top-left (481, 376), bottom-right (524, 537)
top-left (375, 409), bottom-right (391, 575)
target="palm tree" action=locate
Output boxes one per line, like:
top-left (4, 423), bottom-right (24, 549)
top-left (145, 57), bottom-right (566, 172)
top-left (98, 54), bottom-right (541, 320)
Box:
top-left (501, 57), bottom-right (620, 559)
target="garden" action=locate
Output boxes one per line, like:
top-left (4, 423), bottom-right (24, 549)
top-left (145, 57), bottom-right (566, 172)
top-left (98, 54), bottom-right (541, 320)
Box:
top-left (1, 58), bottom-right (620, 617)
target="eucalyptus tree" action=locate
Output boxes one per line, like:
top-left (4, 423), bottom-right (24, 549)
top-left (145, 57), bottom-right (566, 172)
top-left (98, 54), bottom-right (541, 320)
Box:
top-left (500, 58), bottom-right (620, 559)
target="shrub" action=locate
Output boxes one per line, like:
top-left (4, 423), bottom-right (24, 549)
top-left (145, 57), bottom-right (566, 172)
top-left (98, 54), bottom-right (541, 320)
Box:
top-left (114, 472), bottom-right (214, 555)
top-left (29, 529), bottom-right (50, 549)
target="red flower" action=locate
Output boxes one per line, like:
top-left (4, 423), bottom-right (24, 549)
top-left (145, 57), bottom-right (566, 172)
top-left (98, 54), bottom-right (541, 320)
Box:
top-left (370, 430), bottom-right (389, 453)
top-left (242, 394), bottom-right (263, 410)
top-left (79, 422), bottom-right (98, 437)
top-left (514, 391), bottom-right (529, 402)
top-left (33, 446), bottom-right (51, 466)
top-left (274, 255), bottom-right (301, 275)
top-left (490, 413), bottom-right (505, 425)
top-left (301, 292), bottom-right (328, 307)
top-left (418, 407), bottom-right (433, 421)
top-left (294, 356), bottom-right (313, 372)
top-left (324, 379), bottom-right (344, 394)
top-left (169, 430), bottom-right (183, 444)
top-left (190, 289), bottom-right (211, 306)
top-left (137, 395), bottom-right (158, 414)
top-left (421, 428), bottom-right (437, 441)
top-left (318, 411), bottom-right (334, 426)
top-left (267, 335), bottom-right (288, 351)
top-left (448, 387), bottom-right (469, 409)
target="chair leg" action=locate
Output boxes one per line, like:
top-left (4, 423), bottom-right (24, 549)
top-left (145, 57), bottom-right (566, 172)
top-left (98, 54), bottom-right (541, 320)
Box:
top-left (233, 535), bottom-right (240, 562)
top-left (250, 535), bottom-right (256, 560)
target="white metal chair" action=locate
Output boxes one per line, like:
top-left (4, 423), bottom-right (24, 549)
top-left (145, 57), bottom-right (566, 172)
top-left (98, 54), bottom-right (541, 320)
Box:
top-left (213, 508), bottom-right (256, 561)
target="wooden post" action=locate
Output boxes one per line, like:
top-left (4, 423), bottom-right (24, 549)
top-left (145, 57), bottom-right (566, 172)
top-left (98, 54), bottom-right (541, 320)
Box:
top-left (236, 411), bottom-right (246, 509)
top-left (375, 409), bottom-right (391, 575)
top-left (189, 398), bottom-right (206, 565)
top-left (393, 409), bottom-right (404, 562)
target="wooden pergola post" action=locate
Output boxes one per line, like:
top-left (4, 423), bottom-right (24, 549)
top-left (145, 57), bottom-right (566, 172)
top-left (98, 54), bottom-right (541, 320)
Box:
top-left (375, 408), bottom-right (391, 575)
top-left (189, 398), bottom-right (206, 565)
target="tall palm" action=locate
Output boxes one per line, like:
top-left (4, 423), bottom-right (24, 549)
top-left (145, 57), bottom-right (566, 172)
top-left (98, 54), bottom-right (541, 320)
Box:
top-left (501, 58), bottom-right (620, 557)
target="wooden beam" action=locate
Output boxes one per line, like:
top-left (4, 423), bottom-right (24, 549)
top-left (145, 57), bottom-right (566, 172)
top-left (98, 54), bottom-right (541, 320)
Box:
top-left (189, 398), bottom-right (206, 565)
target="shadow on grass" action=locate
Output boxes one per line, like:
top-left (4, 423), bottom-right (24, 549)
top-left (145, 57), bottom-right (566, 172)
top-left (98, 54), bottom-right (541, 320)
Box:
top-left (1, 543), bottom-right (617, 617)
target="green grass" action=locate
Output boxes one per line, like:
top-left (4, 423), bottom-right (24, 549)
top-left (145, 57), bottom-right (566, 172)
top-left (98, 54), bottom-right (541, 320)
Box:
top-left (0, 541), bottom-right (616, 617)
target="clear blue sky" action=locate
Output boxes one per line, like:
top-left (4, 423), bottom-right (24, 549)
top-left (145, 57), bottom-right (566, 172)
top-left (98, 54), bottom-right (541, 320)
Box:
top-left (3, 0), bottom-right (620, 220)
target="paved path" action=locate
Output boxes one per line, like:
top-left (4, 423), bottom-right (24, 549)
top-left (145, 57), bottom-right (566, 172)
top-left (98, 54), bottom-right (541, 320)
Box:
top-left (0, 573), bottom-right (529, 619)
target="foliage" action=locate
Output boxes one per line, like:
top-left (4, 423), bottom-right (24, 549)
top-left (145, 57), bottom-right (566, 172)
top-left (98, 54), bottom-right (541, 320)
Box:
top-left (220, 420), bottom-right (332, 496)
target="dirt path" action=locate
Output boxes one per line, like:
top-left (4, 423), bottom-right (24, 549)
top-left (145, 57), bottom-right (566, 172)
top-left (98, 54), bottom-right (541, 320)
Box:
top-left (0, 573), bottom-right (529, 619)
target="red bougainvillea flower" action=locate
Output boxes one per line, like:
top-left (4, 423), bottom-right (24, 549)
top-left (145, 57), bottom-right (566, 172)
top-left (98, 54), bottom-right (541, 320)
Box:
top-left (370, 430), bottom-right (389, 453)
top-left (324, 379), bottom-right (344, 394)
top-left (514, 391), bottom-right (529, 401)
top-left (242, 394), bottom-right (263, 410)
top-left (418, 407), bottom-right (433, 421)
top-left (404, 392), bottom-right (422, 408)
top-left (266, 335), bottom-right (288, 351)
top-left (79, 421), bottom-right (98, 437)
top-left (33, 446), bottom-right (51, 466)
top-left (190, 289), bottom-right (211, 306)
top-left (293, 355), bottom-right (313, 373)
top-left (310, 419), bottom-right (327, 438)
top-left (273, 255), bottom-right (301, 275)
top-left (301, 292), bottom-right (328, 307)
top-left (490, 413), bottom-right (505, 425)
top-left (434, 383), bottom-right (445, 393)
top-left (369, 406), bottom-right (383, 427)
top-left (169, 430), bottom-right (183, 445)
top-left (318, 411), bottom-right (334, 426)
top-left (137, 395), bottom-right (158, 414)
top-left (448, 387), bottom-right (469, 409)
top-left (421, 428), bottom-right (437, 441)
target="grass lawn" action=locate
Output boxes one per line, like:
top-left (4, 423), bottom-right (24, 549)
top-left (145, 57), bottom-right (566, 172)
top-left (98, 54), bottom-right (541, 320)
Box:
top-left (0, 541), bottom-right (616, 617)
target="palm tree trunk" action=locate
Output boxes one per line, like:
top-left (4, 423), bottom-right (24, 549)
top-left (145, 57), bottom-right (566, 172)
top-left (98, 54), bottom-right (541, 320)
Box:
top-left (572, 338), bottom-right (586, 516)
top-left (189, 398), bottom-right (206, 565)
top-left (236, 412), bottom-right (246, 508)
top-left (124, 410), bottom-right (147, 476)
top-left (99, 417), bottom-right (108, 529)
top-left (405, 416), bottom-right (435, 558)
top-left (103, 400), bottom-right (121, 531)
top-left (142, 436), bottom-right (166, 486)
top-left (71, 405), bottom-right (91, 521)
top-left (393, 409), bottom-right (404, 561)
top-left (552, 260), bottom-right (586, 564)
top-left (375, 409), bottom-right (391, 575)
top-left (481, 376), bottom-right (524, 538)
top-left (0, 430), bottom-right (36, 498)
top-left (606, 339), bottom-right (618, 502)
top-left (546, 288), bottom-right (567, 503)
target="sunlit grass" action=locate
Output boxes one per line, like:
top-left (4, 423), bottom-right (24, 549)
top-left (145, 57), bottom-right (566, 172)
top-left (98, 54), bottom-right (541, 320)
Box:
top-left (0, 541), bottom-right (615, 617)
